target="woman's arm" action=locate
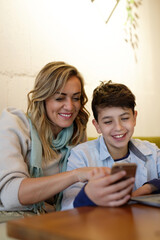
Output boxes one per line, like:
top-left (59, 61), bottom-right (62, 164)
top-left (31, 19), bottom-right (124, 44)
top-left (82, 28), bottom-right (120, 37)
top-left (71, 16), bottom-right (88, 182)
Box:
top-left (18, 171), bottom-right (76, 205)
top-left (18, 167), bottom-right (101, 205)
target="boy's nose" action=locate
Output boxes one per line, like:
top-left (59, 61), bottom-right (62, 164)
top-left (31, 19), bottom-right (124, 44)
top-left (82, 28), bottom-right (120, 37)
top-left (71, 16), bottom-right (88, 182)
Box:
top-left (115, 121), bottom-right (123, 130)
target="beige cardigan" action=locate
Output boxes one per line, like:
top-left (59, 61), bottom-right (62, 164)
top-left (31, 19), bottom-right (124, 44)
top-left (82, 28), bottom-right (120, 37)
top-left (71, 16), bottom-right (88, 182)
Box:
top-left (0, 107), bottom-right (33, 211)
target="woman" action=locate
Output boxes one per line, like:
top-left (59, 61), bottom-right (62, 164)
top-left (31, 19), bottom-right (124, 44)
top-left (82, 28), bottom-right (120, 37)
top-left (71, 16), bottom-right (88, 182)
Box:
top-left (0, 61), bottom-right (94, 214)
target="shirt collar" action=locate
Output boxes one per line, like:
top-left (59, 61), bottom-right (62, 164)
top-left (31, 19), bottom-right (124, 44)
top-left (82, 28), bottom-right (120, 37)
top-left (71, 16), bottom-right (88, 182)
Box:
top-left (130, 138), bottom-right (152, 156)
top-left (99, 136), bottom-right (112, 161)
top-left (99, 136), bottom-right (152, 162)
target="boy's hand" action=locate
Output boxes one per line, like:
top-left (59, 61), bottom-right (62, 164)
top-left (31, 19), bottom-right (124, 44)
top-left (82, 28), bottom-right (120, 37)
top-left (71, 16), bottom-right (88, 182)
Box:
top-left (132, 183), bottom-right (156, 197)
top-left (84, 171), bottom-right (135, 207)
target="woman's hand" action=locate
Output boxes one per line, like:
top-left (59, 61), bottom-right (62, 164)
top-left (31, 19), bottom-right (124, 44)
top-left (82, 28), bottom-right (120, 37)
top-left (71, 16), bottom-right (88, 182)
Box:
top-left (84, 170), bottom-right (135, 207)
top-left (74, 167), bottom-right (110, 182)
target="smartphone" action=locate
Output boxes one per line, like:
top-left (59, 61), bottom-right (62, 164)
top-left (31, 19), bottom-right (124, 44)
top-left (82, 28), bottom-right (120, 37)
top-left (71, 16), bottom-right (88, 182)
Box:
top-left (111, 163), bottom-right (137, 180)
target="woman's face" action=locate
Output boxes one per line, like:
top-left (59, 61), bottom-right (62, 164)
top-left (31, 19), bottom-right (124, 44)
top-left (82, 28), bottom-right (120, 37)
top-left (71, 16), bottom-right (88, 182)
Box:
top-left (45, 76), bottom-right (81, 136)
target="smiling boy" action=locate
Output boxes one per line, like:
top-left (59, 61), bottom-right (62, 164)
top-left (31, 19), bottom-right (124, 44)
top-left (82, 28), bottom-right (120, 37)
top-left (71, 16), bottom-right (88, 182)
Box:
top-left (61, 81), bottom-right (160, 210)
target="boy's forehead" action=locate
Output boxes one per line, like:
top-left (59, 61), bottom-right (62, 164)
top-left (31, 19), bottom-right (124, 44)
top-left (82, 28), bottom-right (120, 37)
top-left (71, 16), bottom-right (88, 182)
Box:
top-left (97, 106), bottom-right (133, 117)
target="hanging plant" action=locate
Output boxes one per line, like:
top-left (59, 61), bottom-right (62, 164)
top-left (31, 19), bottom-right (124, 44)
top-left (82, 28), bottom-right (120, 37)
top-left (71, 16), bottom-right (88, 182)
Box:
top-left (91, 0), bottom-right (142, 62)
top-left (124, 0), bottom-right (142, 62)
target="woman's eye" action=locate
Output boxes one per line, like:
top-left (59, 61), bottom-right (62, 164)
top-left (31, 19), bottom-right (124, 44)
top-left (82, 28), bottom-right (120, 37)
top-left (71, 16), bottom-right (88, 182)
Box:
top-left (73, 97), bottom-right (80, 101)
top-left (56, 98), bottom-right (64, 101)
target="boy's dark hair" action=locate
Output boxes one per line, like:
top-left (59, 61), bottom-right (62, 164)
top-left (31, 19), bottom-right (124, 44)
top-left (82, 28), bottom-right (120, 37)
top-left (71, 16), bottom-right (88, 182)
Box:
top-left (91, 80), bottom-right (136, 121)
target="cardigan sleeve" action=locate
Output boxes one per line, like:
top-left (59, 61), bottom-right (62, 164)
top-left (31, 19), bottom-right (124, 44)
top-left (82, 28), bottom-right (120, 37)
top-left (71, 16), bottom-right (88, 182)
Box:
top-left (0, 108), bottom-right (32, 211)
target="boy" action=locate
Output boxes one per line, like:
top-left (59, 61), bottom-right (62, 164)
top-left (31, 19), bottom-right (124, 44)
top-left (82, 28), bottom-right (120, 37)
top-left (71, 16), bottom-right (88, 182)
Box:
top-left (61, 81), bottom-right (160, 210)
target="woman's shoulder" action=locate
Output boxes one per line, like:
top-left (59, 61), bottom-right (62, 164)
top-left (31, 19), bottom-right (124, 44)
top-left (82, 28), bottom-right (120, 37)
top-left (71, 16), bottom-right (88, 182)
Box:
top-left (0, 107), bottom-right (30, 130)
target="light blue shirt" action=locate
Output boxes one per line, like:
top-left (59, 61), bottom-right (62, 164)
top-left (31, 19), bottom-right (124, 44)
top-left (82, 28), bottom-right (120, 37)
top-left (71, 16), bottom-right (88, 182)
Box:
top-left (61, 136), bottom-right (160, 210)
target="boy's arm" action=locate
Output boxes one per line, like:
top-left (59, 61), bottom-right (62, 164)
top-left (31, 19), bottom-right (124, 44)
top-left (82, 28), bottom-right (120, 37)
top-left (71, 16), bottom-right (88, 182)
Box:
top-left (61, 182), bottom-right (86, 210)
top-left (74, 168), bottom-right (135, 208)
top-left (145, 179), bottom-right (160, 193)
top-left (61, 149), bottom-right (89, 210)
top-left (132, 147), bottom-right (160, 197)
top-left (61, 147), bottom-right (135, 210)
top-left (132, 179), bottom-right (160, 197)
top-left (61, 149), bottom-right (110, 210)
top-left (73, 184), bottom-right (97, 208)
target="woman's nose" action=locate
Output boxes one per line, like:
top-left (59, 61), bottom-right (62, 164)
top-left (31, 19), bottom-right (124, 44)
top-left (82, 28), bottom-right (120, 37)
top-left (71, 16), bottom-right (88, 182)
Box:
top-left (64, 98), bottom-right (74, 110)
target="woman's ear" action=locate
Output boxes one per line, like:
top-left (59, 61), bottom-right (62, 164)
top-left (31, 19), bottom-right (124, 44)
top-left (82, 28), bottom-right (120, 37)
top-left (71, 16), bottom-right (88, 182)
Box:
top-left (92, 119), bottom-right (102, 134)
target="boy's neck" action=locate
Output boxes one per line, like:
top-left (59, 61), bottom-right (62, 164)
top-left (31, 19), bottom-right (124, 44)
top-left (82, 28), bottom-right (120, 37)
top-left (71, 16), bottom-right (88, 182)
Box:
top-left (108, 146), bottom-right (129, 160)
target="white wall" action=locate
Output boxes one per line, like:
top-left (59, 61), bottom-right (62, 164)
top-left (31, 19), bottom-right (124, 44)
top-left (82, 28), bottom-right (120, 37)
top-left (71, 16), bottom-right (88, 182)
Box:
top-left (0, 0), bottom-right (160, 137)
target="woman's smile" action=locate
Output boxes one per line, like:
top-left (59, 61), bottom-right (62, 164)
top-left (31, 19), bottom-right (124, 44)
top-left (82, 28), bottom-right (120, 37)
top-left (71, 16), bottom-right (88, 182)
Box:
top-left (45, 76), bottom-right (81, 135)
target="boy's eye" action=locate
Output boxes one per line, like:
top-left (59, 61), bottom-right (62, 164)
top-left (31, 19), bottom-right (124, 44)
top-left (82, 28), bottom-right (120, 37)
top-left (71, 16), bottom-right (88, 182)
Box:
top-left (104, 121), bottom-right (112, 124)
top-left (121, 117), bottom-right (129, 121)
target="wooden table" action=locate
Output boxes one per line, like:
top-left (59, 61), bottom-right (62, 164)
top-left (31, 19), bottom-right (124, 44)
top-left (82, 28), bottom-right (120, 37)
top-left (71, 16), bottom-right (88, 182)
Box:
top-left (7, 203), bottom-right (160, 240)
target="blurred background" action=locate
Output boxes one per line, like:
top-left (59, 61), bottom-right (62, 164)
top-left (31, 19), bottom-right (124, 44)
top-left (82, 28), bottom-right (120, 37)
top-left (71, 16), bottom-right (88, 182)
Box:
top-left (0, 0), bottom-right (160, 137)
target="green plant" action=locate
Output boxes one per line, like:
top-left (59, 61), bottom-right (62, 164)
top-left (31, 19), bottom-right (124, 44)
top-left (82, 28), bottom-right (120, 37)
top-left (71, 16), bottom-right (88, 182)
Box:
top-left (91, 0), bottom-right (142, 62)
top-left (124, 0), bottom-right (142, 62)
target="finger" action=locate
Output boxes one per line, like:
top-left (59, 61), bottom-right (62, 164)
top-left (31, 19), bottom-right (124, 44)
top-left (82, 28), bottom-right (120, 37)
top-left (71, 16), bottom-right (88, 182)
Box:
top-left (106, 194), bottom-right (131, 207)
top-left (101, 167), bottom-right (111, 175)
top-left (91, 183), bottom-right (133, 207)
top-left (98, 184), bottom-right (134, 207)
top-left (111, 177), bottom-right (135, 192)
top-left (103, 170), bottom-right (135, 186)
top-left (90, 170), bottom-right (127, 187)
top-left (103, 177), bottom-right (135, 197)
top-left (108, 183), bottom-right (134, 201)
top-left (90, 167), bottom-right (108, 179)
top-left (87, 171), bottom-right (128, 188)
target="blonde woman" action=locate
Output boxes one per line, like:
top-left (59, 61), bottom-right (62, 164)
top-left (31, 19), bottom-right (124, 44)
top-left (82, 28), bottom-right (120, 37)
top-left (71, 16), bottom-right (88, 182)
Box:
top-left (0, 61), bottom-right (96, 216)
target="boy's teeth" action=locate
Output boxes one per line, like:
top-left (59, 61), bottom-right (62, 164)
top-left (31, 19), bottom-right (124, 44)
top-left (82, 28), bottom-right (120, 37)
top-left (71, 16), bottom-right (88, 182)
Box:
top-left (114, 134), bottom-right (124, 138)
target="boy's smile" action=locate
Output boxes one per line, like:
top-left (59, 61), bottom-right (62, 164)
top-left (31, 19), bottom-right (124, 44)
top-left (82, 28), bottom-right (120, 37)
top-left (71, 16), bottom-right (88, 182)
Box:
top-left (93, 107), bottom-right (137, 159)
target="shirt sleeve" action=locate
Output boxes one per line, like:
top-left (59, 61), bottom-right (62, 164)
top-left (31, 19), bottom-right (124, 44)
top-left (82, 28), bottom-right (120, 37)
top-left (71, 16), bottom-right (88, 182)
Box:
top-left (61, 146), bottom-right (90, 211)
top-left (143, 144), bottom-right (160, 194)
top-left (73, 185), bottom-right (97, 208)
top-left (143, 179), bottom-right (160, 194)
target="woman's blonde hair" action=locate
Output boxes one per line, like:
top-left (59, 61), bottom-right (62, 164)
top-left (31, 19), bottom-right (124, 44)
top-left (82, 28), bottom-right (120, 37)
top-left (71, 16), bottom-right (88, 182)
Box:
top-left (27, 61), bottom-right (89, 161)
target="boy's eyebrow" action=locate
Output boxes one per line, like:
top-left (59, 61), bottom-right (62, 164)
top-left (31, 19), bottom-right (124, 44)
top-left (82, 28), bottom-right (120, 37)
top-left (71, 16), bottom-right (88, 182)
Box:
top-left (101, 116), bottom-right (112, 120)
top-left (101, 112), bottom-right (131, 120)
top-left (120, 112), bottom-right (131, 116)
top-left (55, 91), bottom-right (81, 96)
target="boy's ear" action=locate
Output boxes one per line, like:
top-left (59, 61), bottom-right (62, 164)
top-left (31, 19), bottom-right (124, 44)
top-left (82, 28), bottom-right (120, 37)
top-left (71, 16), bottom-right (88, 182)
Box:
top-left (92, 119), bottom-right (102, 134)
top-left (133, 110), bottom-right (138, 126)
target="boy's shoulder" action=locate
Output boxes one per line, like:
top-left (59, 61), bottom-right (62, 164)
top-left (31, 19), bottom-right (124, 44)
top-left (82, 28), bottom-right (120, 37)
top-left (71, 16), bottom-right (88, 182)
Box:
top-left (72, 136), bottom-right (102, 152)
top-left (131, 138), bottom-right (159, 152)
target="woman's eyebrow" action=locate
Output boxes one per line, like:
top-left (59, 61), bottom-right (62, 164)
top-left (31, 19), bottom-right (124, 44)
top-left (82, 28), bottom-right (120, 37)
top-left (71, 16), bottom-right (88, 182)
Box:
top-left (55, 92), bottom-right (81, 96)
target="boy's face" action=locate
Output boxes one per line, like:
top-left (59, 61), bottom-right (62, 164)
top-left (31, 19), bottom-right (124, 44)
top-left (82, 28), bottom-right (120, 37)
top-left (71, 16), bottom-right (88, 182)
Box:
top-left (92, 106), bottom-right (137, 159)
